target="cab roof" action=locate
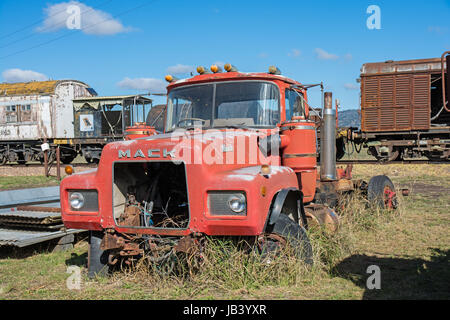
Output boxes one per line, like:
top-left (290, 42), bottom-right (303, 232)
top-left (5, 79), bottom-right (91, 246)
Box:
top-left (167, 71), bottom-right (305, 91)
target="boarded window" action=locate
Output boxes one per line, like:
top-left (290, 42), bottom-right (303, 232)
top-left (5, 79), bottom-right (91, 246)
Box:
top-left (20, 104), bottom-right (32, 122)
top-left (6, 105), bottom-right (18, 123)
top-left (4, 104), bottom-right (33, 123)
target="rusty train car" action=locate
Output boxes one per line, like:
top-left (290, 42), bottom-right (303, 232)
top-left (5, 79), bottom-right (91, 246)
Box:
top-left (0, 80), bottom-right (163, 165)
top-left (348, 51), bottom-right (450, 161)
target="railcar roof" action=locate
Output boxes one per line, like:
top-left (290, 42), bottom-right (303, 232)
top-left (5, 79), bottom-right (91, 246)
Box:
top-left (0, 80), bottom-right (89, 97)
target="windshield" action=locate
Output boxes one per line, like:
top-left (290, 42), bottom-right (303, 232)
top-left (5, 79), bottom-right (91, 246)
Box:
top-left (166, 81), bottom-right (280, 131)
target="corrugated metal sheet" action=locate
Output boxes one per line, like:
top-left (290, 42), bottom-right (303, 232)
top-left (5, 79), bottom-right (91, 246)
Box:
top-left (0, 186), bottom-right (59, 209)
top-left (0, 228), bottom-right (81, 247)
top-left (0, 209), bottom-right (61, 225)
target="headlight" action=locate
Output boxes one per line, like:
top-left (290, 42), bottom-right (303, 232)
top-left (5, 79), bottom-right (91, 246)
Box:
top-left (228, 194), bottom-right (246, 213)
top-left (69, 192), bottom-right (85, 209)
top-left (68, 190), bottom-right (99, 212)
top-left (208, 191), bottom-right (247, 216)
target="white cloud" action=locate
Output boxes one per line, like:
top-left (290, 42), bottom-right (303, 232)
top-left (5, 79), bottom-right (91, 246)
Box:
top-left (166, 64), bottom-right (195, 75)
top-left (344, 83), bottom-right (359, 90)
top-left (428, 26), bottom-right (448, 34)
top-left (2, 68), bottom-right (49, 83)
top-left (343, 53), bottom-right (353, 61)
top-left (259, 52), bottom-right (268, 58)
top-left (315, 48), bottom-right (339, 60)
top-left (37, 1), bottom-right (132, 35)
top-left (117, 77), bottom-right (166, 93)
top-left (288, 49), bottom-right (301, 57)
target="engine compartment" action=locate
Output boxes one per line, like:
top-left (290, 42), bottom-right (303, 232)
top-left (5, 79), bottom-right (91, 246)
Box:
top-left (113, 161), bottom-right (189, 229)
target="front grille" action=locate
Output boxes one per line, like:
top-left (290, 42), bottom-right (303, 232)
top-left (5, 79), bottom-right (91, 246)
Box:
top-left (112, 161), bottom-right (189, 229)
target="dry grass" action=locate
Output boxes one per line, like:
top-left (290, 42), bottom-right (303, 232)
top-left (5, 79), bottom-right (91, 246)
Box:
top-left (0, 163), bottom-right (449, 300)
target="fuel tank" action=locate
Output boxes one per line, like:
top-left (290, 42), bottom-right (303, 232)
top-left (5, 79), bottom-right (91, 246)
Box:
top-left (280, 120), bottom-right (317, 202)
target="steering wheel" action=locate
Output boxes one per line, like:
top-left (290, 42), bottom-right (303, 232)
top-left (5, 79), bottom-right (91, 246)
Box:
top-left (176, 118), bottom-right (206, 127)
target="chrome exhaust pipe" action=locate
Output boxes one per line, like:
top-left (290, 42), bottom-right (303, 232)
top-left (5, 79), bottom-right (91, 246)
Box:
top-left (320, 92), bottom-right (337, 181)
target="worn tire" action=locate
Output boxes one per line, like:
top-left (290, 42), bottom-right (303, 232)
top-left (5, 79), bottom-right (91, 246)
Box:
top-left (367, 175), bottom-right (398, 209)
top-left (88, 231), bottom-right (109, 278)
top-left (262, 214), bottom-right (313, 265)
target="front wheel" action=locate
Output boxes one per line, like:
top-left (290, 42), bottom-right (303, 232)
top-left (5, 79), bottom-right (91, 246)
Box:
top-left (258, 214), bottom-right (313, 265)
top-left (88, 231), bottom-right (109, 278)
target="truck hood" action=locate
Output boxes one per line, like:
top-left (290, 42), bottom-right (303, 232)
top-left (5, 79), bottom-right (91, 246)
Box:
top-left (101, 128), bottom-right (280, 169)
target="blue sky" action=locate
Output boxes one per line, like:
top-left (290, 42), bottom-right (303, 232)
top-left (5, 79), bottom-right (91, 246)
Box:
top-left (0, 0), bottom-right (449, 109)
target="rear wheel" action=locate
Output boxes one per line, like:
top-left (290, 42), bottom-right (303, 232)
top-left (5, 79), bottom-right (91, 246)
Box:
top-left (259, 214), bottom-right (313, 265)
top-left (367, 175), bottom-right (398, 210)
top-left (88, 231), bottom-right (109, 278)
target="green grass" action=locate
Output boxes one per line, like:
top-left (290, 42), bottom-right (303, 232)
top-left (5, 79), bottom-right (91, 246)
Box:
top-left (0, 163), bottom-right (449, 299)
top-left (0, 176), bottom-right (59, 190)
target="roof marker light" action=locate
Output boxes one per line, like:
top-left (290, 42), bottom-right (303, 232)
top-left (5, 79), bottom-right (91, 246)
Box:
top-left (210, 64), bottom-right (222, 73)
top-left (268, 66), bottom-right (281, 75)
top-left (224, 63), bottom-right (238, 72)
top-left (165, 75), bottom-right (178, 82)
top-left (197, 66), bottom-right (211, 75)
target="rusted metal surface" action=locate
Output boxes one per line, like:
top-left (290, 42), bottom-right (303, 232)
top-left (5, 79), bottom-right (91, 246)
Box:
top-left (100, 232), bottom-right (125, 250)
top-left (16, 205), bottom-right (60, 213)
top-left (304, 203), bottom-right (339, 232)
top-left (442, 51), bottom-right (450, 112)
top-left (361, 58), bottom-right (444, 76)
top-left (174, 235), bottom-right (197, 254)
top-left (361, 73), bottom-right (431, 132)
top-left (360, 57), bottom-right (448, 132)
top-left (0, 209), bottom-right (61, 225)
top-left (117, 205), bottom-right (141, 227)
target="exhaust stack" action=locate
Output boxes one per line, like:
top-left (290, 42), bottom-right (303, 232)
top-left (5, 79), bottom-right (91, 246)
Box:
top-left (320, 92), bottom-right (337, 181)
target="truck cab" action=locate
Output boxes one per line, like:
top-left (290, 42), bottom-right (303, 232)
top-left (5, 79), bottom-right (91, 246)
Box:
top-left (60, 64), bottom-right (332, 275)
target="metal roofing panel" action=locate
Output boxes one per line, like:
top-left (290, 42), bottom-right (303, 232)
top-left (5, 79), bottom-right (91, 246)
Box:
top-left (0, 228), bottom-right (83, 247)
top-left (0, 186), bottom-right (59, 209)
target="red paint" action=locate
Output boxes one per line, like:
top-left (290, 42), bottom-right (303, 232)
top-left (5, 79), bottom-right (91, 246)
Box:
top-left (61, 71), bottom-right (318, 237)
top-left (124, 123), bottom-right (157, 140)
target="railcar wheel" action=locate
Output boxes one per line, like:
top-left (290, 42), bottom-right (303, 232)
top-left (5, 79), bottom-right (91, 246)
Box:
top-left (367, 175), bottom-right (398, 210)
top-left (258, 214), bottom-right (313, 265)
top-left (0, 155), bottom-right (7, 166)
top-left (17, 155), bottom-right (27, 165)
top-left (370, 147), bottom-right (401, 162)
top-left (88, 231), bottom-right (109, 278)
top-left (61, 156), bottom-right (76, 164)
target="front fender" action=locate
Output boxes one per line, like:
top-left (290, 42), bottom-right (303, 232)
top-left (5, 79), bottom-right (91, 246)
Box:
top-left (264, 188), bottom-right (307, 231)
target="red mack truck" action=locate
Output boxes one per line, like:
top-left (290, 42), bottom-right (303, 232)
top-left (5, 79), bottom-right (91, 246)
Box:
top-left (60, 64), bottom-right (397, 277)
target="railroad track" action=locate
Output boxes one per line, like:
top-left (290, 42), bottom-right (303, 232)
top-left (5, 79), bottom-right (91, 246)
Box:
top-left (337, 159), bottom-right (449, 165)
top-left (0, 163), bottom-right (98, 169)
top-left (1, 160), bottom-right (449, 168)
